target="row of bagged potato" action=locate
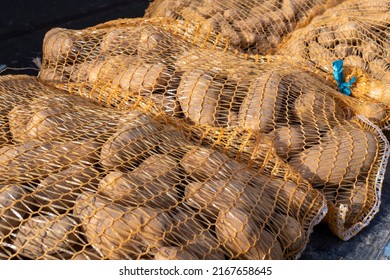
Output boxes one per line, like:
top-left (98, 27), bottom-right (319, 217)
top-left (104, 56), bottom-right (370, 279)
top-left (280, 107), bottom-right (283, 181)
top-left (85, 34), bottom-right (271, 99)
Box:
top-left (0, 76), bottom-right (326, 259)
top-left (276, 0), bottom-right (390, 107)
top-left (37, 20), bottom-right (388, 239)
top-left (39, 23), bottom-right (388, 131)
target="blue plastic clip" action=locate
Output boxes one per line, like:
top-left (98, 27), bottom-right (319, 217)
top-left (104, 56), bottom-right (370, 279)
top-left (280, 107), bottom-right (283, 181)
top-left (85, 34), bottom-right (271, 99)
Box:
top-left (332, 59), bottom-right (356, 96)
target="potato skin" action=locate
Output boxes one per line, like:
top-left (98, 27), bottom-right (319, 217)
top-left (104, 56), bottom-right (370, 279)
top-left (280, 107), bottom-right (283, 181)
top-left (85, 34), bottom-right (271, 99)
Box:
top-left (294, 90), bottom-right (347, 130)
top-left (73, 194), bottom-right (171, 259)
top-left (42, 28), bottom-right (74, 61)
top-left (270, 213), bottom-right (305, 254)
top-left (289, 126), bottom-right (377, 185)
top-left (216, 207), bottom-right (283, 260)
top-left (13, 214), bottom-right (79, 259)
top-left (238, 71), bottom-right (287, 133)
top-left (0, 140), bottom-right (100, 183)
top-left (0, 184), bottom-right (35, 238)
top-left (100, 115), bottom-right (172, 171)
top-left (338, 181), bottom-right (367, 225)
top-left (33, 164), bottom-right (100, 212)
top-left (98, 154), bottom-right (180, 208)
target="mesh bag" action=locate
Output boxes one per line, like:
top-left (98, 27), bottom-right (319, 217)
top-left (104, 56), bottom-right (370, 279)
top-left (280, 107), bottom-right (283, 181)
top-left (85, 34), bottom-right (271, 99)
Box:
top-left (144, 0), bottom-right (346, 55)
top-left (276, 0), bottom-right (390, 109)
top-left (0, 75), bottom-right (327, 260)
top-left (37, 18), bottom-right (389, 241)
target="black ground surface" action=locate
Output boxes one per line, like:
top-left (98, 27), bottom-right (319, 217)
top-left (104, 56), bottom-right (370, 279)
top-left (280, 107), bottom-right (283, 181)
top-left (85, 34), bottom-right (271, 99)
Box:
top-left (1, 0), bottom-right (389, 260)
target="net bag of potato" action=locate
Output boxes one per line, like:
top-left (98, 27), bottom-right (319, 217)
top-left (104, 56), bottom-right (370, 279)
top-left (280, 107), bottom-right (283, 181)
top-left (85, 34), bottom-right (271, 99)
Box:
top-left (37, 16), bottom-right (389, 240)
top-left (144, 0), bottom-right (347, 55)
top-left (0, 75), bottom-right (328, 260)
top-left (276, 0), bottom-right (390, 124)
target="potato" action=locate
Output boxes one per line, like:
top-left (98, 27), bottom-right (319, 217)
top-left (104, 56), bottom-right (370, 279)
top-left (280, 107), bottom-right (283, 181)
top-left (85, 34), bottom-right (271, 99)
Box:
top-left (351, 100), bottom-right (387, 123)
top-left (184, 178), bottom-right (270, 219)
top-left (100, 28), bottom-right (141, 54)
top-left (216, 207), bottom-right (283, 260)
top-left (166, 209), bottom-right (224, 259)
top-left (294, 89), bottom-right (346, 130)
top-left (24, 103), bottom-right (125, 142)
top-left (176, 69), bottom-right (220, 126)
top-left (180, 146), bottom-right (244, 181)
top-left (42, 28), bottom-right (75, 61)
top-left (238, 71), bottom-right (285, 132)
top-left (13, 214), bottom-right (79, 259)
top-left (74, 194), bottom-right (171, 259)
top-left (317, 26), bottom-right (336, 49)
top-left (338, 181), bottom-right (367, 225)
top-left (154, 246), bottom-right (198, 260)
top-left (7, 93), bottom-right (103, 142)
top-left (33, 164), bottom-right (100, 212)
top-left (0, 184), bottom-right (35, 238)
top-left (271, 125), bottom-right (319, 160)
top-left (100, 116), bottom-right (182, 171)
top-left (98, 154), bottom-right (180, 208)
top-left (334, 21), bottom-right (361, 43)
top-left (150, 93), bottom-right (183, 117)
top-left (266, 179), bottom-right (309, 215)
top-left (0, 139), bottom-right (100, 183)
top-left (289, 126), bottom-right (377, 185)
top-left (88, 54), bottom-right (172, 96)
top-left (270, 213), bottom-right (305, 253)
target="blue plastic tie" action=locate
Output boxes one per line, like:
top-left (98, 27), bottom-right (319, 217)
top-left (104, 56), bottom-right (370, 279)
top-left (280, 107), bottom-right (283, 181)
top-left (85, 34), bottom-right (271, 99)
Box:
top-left (332, 59), bottom-right (356, 96)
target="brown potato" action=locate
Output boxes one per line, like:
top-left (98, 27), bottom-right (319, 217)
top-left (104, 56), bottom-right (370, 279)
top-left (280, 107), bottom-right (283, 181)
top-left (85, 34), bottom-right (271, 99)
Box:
top-left (100, 28), bottom-right (141, 54)
top-left (98, 154), bottom-right (180, 208)
top-left (290, 126), bottom-right (377, 185)
top-left (338, 181), bottom-right (367, 225)
top-left (13, 214), bottom-right (79, 259)
top-left (42, 28), bottom-right (74, 61)
top-left (238, 71), bottom-right (285, 133)
top-left (74, 194), bottom-right (171, 259)
top-left (33, 164), bottom-right (100, 212)
top-left (177, 69), bottom-right (221, 126)
top-left (166, 209), bottom-right (224, 259)
top-left (0, 184), bottom-right (35, 238)
top-left (185, 178), bottom-right (266, 218)
top-left (270, 213), bottom-right (305, 253)
top-left (294, 89), bottom-right (347, 130)
top-left (216, 207), bottom-right (283, 260)
top-left (24, 102), bottom-right (126, 143)
top-left (180, 146), bottom-right (245, 181)
top-left (100, 115), bottom-right (182, 171)
top-left (0, 140), bottom-right (100, 183)
top-left (271, 125), bottom-right (319, 160)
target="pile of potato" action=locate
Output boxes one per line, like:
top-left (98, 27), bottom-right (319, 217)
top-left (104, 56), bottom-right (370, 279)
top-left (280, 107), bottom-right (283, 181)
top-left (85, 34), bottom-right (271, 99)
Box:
top-left (144, 0), bottom-right (342, 55)
top-left (276, 0), bottom-right (390, 106)
top-left (36, 18), bottom-right (389, 241)
top-left (0, 75), bottom-right (328, 260)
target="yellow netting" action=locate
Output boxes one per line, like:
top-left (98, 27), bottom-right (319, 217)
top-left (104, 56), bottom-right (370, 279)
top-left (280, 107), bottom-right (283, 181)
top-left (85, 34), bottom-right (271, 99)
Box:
top-left (1, 0), bottom-right (389, 260)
